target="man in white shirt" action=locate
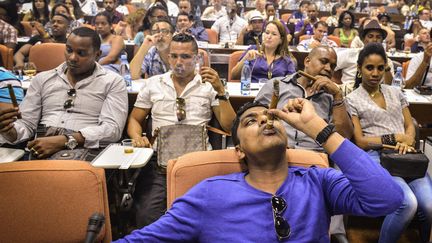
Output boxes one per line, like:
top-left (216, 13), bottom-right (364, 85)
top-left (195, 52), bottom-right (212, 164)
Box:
top-left (202, 0), bottom-right (227, 20)
top-left (0, 27), bottom-right (128, 158)
top-left (127, 33), bottom-right (235, 227)
top-left (334, 20), bottom-right (394, 85)
top-left (297, 21), bottom-right (338, 50)
top-left (406, 42), bottom-right (432, 88)
top-left (150, 0), bottom-right (179, 17)
top-left (211, 0), bottom-right (247, 42)
top-left (419, 7), bottom-right (432, 30)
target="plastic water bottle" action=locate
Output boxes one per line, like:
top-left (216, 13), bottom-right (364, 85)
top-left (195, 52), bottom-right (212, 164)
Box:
top-left (304, 30), bottom-right (311, 49)
top-left (382, 39), bottom-right (387, 52)
top-left (90, 1), bottom-right (97, 16)
top-left (120, 54), bottom-right (131, 88)
top-left (275, 9), bottom-right (280, 20)
top-left (392, 67), bottom-right (404, 90)
top-left (404, 15), bottom-right (410, 30)
top-left (241, 60), bottom-right (252, 95)
top-left (195, 5), bottom-right (201, 19)
top-left (321, 32), bottom-right (328, 45)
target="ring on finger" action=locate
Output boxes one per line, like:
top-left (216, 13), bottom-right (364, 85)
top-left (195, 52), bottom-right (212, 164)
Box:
top-left (31, 147), bottom-right (39, 155)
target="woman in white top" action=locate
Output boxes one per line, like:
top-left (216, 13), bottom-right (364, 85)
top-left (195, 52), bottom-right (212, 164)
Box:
top-left (346, 43), bottom-right (432, 243)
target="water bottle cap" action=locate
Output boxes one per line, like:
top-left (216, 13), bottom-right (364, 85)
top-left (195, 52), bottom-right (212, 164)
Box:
top-left (396, 66), bottom-right (402, 72)
top-left (121, 54), bottom-right (127, 60)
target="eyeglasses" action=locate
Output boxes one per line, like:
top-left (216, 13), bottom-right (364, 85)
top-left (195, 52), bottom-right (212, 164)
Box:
top-left (176, 97), bottom-right (186, 121)
top-left (150, 28), bottom-right (171, 35)
top-left (271, 196), bottom-right (291, 240)
top-left (63, 88), bottom-right (76, 109)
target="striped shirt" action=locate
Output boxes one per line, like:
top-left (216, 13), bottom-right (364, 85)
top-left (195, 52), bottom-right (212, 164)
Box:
top-left (346, 84), bottom-right (408, 137)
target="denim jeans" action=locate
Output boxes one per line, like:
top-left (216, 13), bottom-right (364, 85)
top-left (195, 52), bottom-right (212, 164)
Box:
top-left (367, 150), bottom-right (432, 243)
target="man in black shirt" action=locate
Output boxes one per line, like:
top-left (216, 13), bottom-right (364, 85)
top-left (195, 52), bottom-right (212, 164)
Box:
top-left (236, 10), bottom-right (264, 45)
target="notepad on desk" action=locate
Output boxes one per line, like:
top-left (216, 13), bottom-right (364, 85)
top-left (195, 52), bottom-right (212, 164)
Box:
top-left (0, 147), bottom-right (25, 163)
top-left (91, 144), bottom-right (154, 169)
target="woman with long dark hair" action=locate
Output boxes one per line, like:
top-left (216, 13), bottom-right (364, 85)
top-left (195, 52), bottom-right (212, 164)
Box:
top-left (94, 12), bottom-right (125, 72)
top-left (23, 0), bottom-right (50, 25)
top-left (347, 42), bottom-right (432, 243)
top-left (332, 11), bottom-right (358, 47)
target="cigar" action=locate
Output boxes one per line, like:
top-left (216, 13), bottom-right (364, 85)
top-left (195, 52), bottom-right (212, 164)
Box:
top-left (266, 79), bottom-right (279, 129)
top-left (7, 84), bottom-right (21, 119)
top-left (298, 70), bottom-right (317, 81)
top-left (368, 143), bottom-right (416, 153)
top-left (254, 36), bottom-right (262, 54)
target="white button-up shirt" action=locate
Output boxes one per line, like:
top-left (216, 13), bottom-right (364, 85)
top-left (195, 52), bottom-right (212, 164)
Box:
top-left (134, 71), bottom-right (219, 136)
top-left (211, 15), bottom-right (248, 42)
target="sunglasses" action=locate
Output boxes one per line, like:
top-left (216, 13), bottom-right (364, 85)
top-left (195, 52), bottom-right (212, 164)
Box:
top-left (271, 196), bottom-right (291, 240)
top-left (176, 97), bottom-right (186, 121)
top-left (63, 88), bottom-right (76, 109)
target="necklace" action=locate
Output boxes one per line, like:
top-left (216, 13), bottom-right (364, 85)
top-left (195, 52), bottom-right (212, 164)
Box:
top-left (369, 89), bottom-right (381, 98)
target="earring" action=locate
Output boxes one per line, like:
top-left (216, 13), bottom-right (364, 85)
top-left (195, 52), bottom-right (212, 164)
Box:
top-left (356, 72), bottom-right (362, 78)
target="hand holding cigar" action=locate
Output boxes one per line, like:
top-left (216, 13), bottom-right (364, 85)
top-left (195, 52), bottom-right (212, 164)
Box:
top-left (7, 84), bottom-right (21, 119)
top-left (266, 79), bottom-right (279, 129)
top-left (298, 70), bottom-right (317, 81)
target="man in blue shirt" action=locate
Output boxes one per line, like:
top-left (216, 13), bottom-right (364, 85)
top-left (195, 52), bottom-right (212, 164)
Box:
top-left (114, 98), bottom-right (403, 242)
top-left (175, 12), bottom-right (208, 42)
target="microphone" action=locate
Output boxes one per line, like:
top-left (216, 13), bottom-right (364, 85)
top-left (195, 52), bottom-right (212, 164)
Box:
top-left (226, 25), bottom-right (232, 42)
top-left (84, 213), bottom-right (105, 243)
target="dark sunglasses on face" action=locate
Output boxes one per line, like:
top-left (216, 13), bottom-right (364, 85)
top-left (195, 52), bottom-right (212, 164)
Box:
top-left (271, 196), bottom-right (291, 240)
top-left (176, 97), bottom-right (186, 121)
top-left (64, 88), bottom-right (76, 109)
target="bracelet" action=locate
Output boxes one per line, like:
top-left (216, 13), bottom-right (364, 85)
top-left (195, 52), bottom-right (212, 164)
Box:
top-left (332, 98), bottom-right (345, 107)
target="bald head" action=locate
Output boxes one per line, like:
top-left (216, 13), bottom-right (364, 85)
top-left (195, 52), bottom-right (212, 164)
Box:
top-left (304, 46), bottom-right (337, 78)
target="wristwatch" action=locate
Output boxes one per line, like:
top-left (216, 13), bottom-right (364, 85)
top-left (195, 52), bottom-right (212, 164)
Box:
top-left (64, 134), bottom-right (78, 150)
top-left (215, 92), bottom-right (229, 101)
top-left (315, 124), bottom-right (336, 146)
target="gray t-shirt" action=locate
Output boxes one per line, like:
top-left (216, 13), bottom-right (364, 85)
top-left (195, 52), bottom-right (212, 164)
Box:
top-left (255, 74), bottom-right (335, 150)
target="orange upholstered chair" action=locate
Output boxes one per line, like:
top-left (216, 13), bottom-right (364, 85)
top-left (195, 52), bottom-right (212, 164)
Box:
top-left (28, 43), bottom-right (66, 72)
top-left (0, 44), bottom-right (14, 70)
top-left (206, 28), bottom-right (218, 44)
top-left (281, 13), bottom-right (291, 23)
top-left (228, 50), bottom-right (244, 82)
top-left (167, 148), bottom-right (329, 207)
top-left (327, 35), bottom-right (341, 47)
top-left (0, 160), bottom-right (111, 242)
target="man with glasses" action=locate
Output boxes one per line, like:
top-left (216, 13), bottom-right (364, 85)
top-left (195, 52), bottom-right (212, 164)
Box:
top-left (115, 98), bottom-right (403, 242)
top-left (255, 46), bottom-right (353, 243)
top-left (130, 18), bottom-right (174, 79)
top-left (211, 0), bottom-right (247, 42)
top-left (127, 33), bottom-right (236, 227)
top-left (0, 27), bottom-right (128, 159)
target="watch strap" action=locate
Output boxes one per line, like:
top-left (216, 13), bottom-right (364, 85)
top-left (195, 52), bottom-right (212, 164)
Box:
top-left (315, 124), bottom-right (336, 146)
top-left (215, 93), bottom-right (228, 100)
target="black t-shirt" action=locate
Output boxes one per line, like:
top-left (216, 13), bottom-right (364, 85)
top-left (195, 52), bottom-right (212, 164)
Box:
top-left (27, 35), bottom-right (43, 45)
top-left (243, 32), bottom-right (262, 46)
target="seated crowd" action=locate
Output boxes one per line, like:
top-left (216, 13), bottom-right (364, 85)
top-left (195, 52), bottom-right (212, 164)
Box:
top-left (0, 0), bottom-right (431, 242)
